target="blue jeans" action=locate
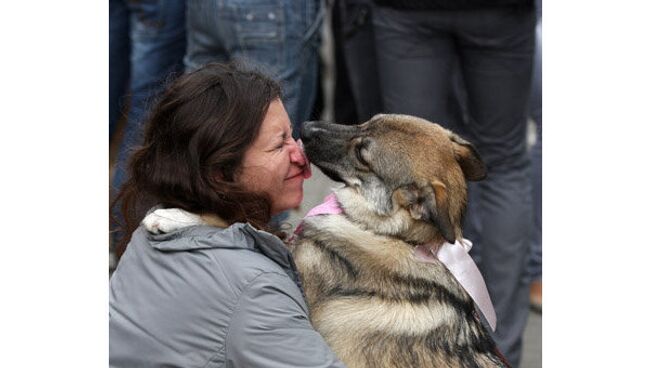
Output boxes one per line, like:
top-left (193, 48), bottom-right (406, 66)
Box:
top-left (109, 0), bottom-right (131, 142)
top-left (110, 0), bottom-right (186, 243)
top-left (184, 0), bottom-right (323, 138)
top-left (373, 6), bottom-right (536, 367)
top-left (110, 0), bottom-right (186, 195)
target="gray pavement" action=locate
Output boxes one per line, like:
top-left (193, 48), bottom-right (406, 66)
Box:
top-left (287, 166), bottom-right (542, 368)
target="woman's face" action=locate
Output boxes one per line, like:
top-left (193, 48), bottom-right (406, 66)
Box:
top-left (238, 99), bottom-right (312, 215)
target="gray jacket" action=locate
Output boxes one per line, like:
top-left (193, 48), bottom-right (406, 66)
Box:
top-left (109, 217), bottom-right (345, 368)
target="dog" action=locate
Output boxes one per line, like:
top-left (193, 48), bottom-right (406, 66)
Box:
top-left (291, 114), bottom-right (509, 368)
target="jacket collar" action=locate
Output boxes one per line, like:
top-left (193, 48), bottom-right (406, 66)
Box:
top-left (141, 208), bottom-right (302, 290)
top-left (142, 207), bottom-right (285, 252)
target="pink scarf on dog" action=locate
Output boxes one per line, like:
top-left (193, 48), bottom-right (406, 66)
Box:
top-left (294, 193), bottom-right (497, 332)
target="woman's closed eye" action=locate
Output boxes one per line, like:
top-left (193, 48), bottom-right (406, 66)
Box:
top-left (274, 131), bottom-right (294, 151)
top-left (271, 138), bottom-right (289, 152)
top-left (277, 137), bottom-right (291, 150)
top-left (267, 133), bottom-right (285, 152)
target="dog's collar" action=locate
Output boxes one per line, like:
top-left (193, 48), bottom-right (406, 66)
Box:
top-left (415, 239), bottom-right (497, 332)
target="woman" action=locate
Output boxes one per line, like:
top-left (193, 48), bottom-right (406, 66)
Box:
top-left (109, 63), bottom-right (345, 367)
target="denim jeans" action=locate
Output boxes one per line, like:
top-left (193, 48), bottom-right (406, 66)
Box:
top-left (109, 0), bottom-right (186, 243)
top-left (109, 0), bottom-right (131, 142)
top-left (184, 0), bottom-right (323, 138)
top-left (110, 0), bottom-right (186, 192)
top-left (372, 6), bottom-right (536, 367)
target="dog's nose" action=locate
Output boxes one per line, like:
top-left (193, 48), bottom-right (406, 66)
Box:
top-left (301, 120), bottom-right (322, 142)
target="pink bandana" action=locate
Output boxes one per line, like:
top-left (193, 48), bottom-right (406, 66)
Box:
top-left (414, 240), bottom-right (497, 331)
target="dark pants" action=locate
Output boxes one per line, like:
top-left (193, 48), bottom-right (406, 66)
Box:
top-left (333, 0), bottom-right (383, 123)
top-left (373, 6), bottom-right (536, 367)
top-left (528, 17), bottom-right (542, 282)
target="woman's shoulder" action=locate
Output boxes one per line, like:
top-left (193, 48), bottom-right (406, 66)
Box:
top-left (153, 222), bottom-right (291, 282)
top-left (209, 239), bottom-right (291, 283)
top-left (111, 224), bottom-right (299, 330)
top-left (110, 226), bottom-right (300, 368)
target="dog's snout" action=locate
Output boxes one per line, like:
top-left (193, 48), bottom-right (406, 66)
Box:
top-left (301, 120), bottom-right (322, 142)
top-left (301, 121), bottom-right (314, 141)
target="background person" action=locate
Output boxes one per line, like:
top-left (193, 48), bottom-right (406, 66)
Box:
top-left (370, 0), bottom-right (537, 365)
top-left (184, 0), bottom-right (323, 139)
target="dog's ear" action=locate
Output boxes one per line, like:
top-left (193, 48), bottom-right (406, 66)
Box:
top-left (422, 181), bottom-right (456, 243)
top-left (448, 132), bottom-right (487, 181)
top-left (398, 182), bottom-right (456, 243)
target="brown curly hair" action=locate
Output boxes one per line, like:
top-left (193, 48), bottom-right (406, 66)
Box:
top-left (111, 62), bottom-right (282, 258)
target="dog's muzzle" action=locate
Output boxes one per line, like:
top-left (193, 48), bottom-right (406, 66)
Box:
top-left (300, 120), bottom-right (326, 143)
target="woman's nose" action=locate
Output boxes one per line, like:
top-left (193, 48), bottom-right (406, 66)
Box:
top-left (289, 139), bottom-right (309, 166)
top-left (287, 138), bottom-right (302, 161)
top-left (291, 139), bottom-right (312, 178)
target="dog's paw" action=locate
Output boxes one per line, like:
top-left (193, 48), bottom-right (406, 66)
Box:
top-left (142, 208), bottom-right (203, 234)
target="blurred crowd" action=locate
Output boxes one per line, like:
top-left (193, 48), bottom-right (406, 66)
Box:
top-left (109, 0), bottom-right (541, 366)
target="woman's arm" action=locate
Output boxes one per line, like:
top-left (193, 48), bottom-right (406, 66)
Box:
top-left (225, 271), bottom-right (346, 368)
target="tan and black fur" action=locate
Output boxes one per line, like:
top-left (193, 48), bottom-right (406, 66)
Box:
top-left (292, 114), bottom-right (508, 368)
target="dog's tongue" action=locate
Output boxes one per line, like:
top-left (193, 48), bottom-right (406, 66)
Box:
top-left (414, 239), bottom-right (497, 332)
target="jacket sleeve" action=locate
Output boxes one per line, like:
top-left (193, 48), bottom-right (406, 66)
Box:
top-left (225, 271), bottom-right (347, 368)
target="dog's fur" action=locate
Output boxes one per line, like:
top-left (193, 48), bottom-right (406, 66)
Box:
top-left (292, 114), bottom-right (508, 368)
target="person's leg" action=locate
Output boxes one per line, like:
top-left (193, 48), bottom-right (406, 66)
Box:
top-left (184, 0), bottom-right (232, 72)
top-left (372, 6), bottom-right (457, 125)
top-left (456, 6), bottom-right (536, 367)
top-left (191, 0), bottom-right (322, 138)
top-left (528, 15), bottom-right (543, 311)
top-left (112, 0), bottom-right (187, 189)
top-left (282, 0), bottom-right (323, 136)
top-left (337, 0), bottom-right (383, 122)
top-left (332, 0), bottom-right (357, 124)
top-left (111, 0), bottom-right (187, 242)
top-left (109, 0), bottom-right (131, 143)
